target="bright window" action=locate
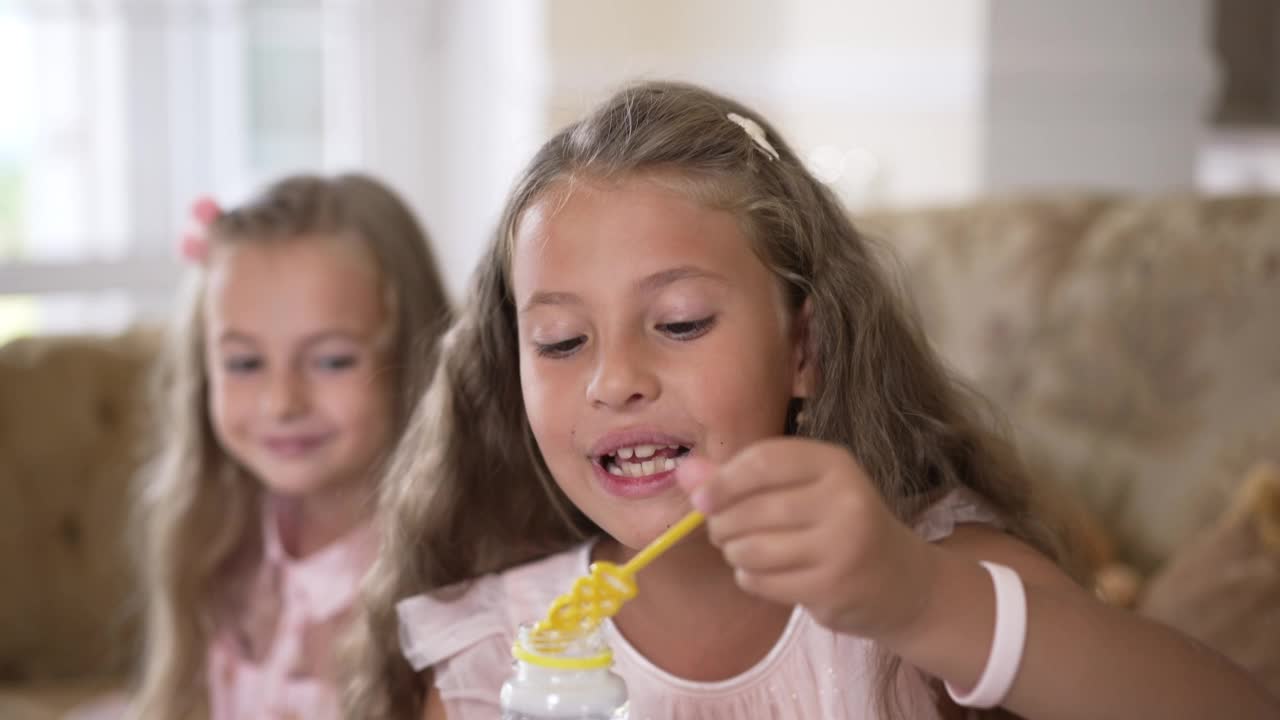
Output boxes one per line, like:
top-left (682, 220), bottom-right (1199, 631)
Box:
top-left (0, 0), bottom-right (361, 344)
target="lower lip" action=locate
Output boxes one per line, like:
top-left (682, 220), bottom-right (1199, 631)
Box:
top-left (592, 461), bottom-right (679, 499)
top-left (263, 436), bottom-right (331, 458)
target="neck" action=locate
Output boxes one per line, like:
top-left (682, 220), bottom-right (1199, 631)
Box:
top-left (273, 479), bottom-right (375, 559)
top-left (596, 530), bottom-right (792, 681)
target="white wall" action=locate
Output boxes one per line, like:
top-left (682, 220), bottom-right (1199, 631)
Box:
top-left (425, 1), bottom-right (547, 299)
top-left (532, 0), bottom-right (1215, 215)
top-left (984, 0), bottom-right (1217, 194)
top-left (543, 0), bottom-right (989, 209)
top-left (341, 0), bottom-right (548, 300)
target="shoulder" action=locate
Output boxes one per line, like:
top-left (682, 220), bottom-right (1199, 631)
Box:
top-left (398, 544), bottom-right (591, 718)
top-left (396, 543), bottom-right (590, 671)
top-left (916, 487), bottom-right (1081, 593)
top-left (397, 573), bottom-right (508, 672)
top-left (937, 523), bottom-right (1082, 594)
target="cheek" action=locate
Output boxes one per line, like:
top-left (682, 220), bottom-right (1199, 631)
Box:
top-left (674, 333), bottom-right (794, 436)
top-left (206, 377), bottom-right (251, 447)
top-left (335, 373), bottom-right (395, 428)
top-left (519, 358), bottom-right (576, 450)
top-left (520, 377), bottom-right (556, 446)
top-left (677, 371), bottom-right (753, 429)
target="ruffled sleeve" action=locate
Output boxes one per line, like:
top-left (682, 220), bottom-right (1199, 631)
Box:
top-left (395, 547), bottom-right (594, 719)
top-left (912, 487), bottom-right (1003, 543)
top-left (396, 575), bottom-right (514, 720)
top-left (396, 574), bottom-right (509, 671)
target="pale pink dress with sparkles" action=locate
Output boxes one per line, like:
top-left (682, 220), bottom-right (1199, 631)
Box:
top-left (64, 504), bottom-right (377, 720)
top-left (205, 503), bottom-right (377, 720)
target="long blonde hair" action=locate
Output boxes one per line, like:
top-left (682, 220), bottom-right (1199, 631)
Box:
top-left (130, 174), bottom-right (451, 719)
top-left (348, 82), bottom-right (1064, 720)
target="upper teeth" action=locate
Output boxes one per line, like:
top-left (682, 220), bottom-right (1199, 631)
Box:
top-left (604, 444), bottom-right (685, 478)
top-left (606, 455), bottom-right (681, 478)
top-left (615, 443), bottom-right (678, 460)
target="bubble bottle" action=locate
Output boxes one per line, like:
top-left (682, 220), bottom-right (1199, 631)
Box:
top-left (500, 623), bottom-right (628, 720)
top-left (502, 511), bottom-right (706, 719)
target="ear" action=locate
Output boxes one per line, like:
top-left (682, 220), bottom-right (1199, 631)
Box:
top-left (790, 297), bottom-right (816, 398)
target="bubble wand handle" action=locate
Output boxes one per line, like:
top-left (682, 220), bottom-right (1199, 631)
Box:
top-left (620, 510), bottom-right (705, 577)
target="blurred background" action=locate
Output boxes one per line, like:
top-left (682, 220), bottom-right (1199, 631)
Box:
top-left (0, 0), bottom-right (1276, 337)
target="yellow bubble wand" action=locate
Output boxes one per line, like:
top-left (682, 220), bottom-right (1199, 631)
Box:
top-left (528, 509), bottom-right (706, 651)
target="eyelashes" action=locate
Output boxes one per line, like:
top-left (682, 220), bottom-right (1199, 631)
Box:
top-left (312, 354), bottom-right (358, 371)
top-left (534, 336), bottom-right (587, 359)
top-left (657, 316), bottom-right (716, 340)
top-left (223, 355), bottom-right (263, 373)
top-left (532, 315), bottom-right (717, 359)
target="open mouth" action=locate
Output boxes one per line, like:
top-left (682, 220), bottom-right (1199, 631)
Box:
top-left (596, 443), bottom-right (693, 478)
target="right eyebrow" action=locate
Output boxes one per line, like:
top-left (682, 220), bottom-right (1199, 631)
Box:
top-left (217, 330), bottom-right (257, 346)
top-left (519, 291), bottom-right (583, 313)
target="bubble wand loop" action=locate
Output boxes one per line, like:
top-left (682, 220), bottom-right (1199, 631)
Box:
top-left (529, 510), bottom-right (706, 650)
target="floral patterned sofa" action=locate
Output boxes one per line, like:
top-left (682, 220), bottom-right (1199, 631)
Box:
top-left (863, 193), bottom-right (1280, 572)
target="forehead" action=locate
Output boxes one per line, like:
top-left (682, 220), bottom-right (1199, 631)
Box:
top-left (205, 236), bottom-right (385, 334)
top-left (510, 176), bottom-right (764, 297)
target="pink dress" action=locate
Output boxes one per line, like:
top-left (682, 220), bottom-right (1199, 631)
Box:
top-left (206, 504), bottom-right (378, 720)
top-left (397, 490), bottom-right (1000, 720)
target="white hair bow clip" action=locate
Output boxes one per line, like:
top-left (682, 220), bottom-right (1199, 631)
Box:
top-left (727, 112), bottom-right (780, 161)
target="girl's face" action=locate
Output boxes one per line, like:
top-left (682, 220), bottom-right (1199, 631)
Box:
top-left (204, 236), bottom-right (395, 503)
top-left (513, 176), bottom-right (811, 549)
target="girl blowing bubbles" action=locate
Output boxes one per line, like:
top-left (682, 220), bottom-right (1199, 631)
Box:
top-left (128, 174), bottom-right (450, 719)
top-left (349, 83), bottom-right (1279, 719)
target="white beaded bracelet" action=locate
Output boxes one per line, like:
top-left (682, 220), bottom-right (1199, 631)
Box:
top-left (945, 561), bottom-right (1028, 709)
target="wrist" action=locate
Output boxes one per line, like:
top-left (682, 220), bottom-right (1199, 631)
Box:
top-left (876, 543), bottom-right (989, 660)
top-left (876, 546), bottom-right (1030, 710)
top-left (875, 537), bottom-right (950, 651)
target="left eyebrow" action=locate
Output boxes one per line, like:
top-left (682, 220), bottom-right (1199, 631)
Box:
top-left (519, 265), bottom-right (725, 314)
top-left (636, 265), bottom-right (727, 295)
top-left (520, 290), bottom-right (582, 314)
top-left (298, 330), bottom-right (368, 349)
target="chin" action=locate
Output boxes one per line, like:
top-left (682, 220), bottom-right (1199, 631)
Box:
top-left (257, 476), bottom-right (329, 498)
top-left (249, 459), bottom-right (333, 495)
top-left (597, 502), bottom-right (695, 552)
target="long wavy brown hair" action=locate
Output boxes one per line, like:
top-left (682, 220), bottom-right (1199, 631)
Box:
top-left (129, 174), bottom-right (451, 719)
top-left (347, 81), bottom-right (1067, 720)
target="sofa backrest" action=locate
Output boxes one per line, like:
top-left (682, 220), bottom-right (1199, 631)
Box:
top-left (0, 329), bottom-right (158, 682)
top-left (863, 193), bottom-right (1280, 570)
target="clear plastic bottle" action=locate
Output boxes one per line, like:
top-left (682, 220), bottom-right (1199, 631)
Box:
top-left (500, 623), bottom-right (629, 720)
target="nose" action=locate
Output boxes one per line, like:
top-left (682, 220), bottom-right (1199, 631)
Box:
top-left (586, 333), bottom-right (660, 411)
top-left (261, 366), bottom-right (308, 420)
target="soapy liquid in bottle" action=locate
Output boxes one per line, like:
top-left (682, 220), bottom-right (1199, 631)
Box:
top-left (500, 623), bottom-right (628, 720)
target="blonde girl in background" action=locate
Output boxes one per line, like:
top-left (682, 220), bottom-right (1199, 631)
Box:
top-left (349, 82), bottom-right (1279, 720)
top-left (124, 174), bottom-right (451, 719)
